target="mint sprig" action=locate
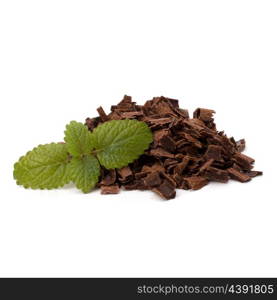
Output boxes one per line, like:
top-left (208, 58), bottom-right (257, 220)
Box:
top-left (13, 119), bottom-right (153, 193)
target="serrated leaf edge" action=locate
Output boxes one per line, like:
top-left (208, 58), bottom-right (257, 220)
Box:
top-left (13, 143), bottom-right (71, 190)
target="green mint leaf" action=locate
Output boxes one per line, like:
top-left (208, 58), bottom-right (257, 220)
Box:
top-left (68, 155), bottom-right (100, 193)
top-left (64, 121), bottom-right (95, 157)
top-left (13, 143), bottom-right (71, 189)
top-left (92, 119), bottom-right (153, 169)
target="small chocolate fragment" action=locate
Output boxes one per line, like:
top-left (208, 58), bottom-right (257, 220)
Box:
top-left (164, 158), bottom-right (179, 167)
top-left (100, 169), bottom-right (116, 186)
top-left (85, 117), bottom-right (100, 131)
top-left (101, 184), bottom-right (120, 194)
top-left (183, 176), bottom-right (208, 190)
top-left (198, 159), bottom-right (214, 173)
top-left (236, 139), bottom-right (246, 152)
top-left (143, 171), bottom-right (162, 188)
top-left (228, 168), bottom-right (251, 182)
top-left (204, 145), bottom-right (223, 161)
top-left (202, 167), bottom-right (229, 183)
top-left (193, 108), bottom-right (215, 121)
top-left (121, 111), bottom-right (144, 119)
top-left (148, 162), bottom-right (165, 173)
top-left (234, 152), bottom-right (255, 171)
top-left (172, 173), bottom-right (183, 187)
top-left (160, 172), bottom-right (177, 187)
top-left (152, 180), bottom-right (176, 200)
top-left (134, 171), bottom-right (149, 179)
top-left (174, 156), bottom-right (190, 175)
top-left (149, 147), bottom-right (175, 158)
top-left (174, 108), bottom-right (189, 119)
top-left (124, 179), bottom-right (149, 190)
top-left (160, 135), bottom-right (176, 152)
top-left (245, 170), bottom-right (263, 178)
top-left (117, 166), bottom-right (133, 182)
top-left (97, 106), bottom-right (109, 122)
top-left (145, 118), bottom-right (173, 130)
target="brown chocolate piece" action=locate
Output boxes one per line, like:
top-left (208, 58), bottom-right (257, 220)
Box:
top-left (174, 156), bottom-right (190, 175)
top-left (152, 180), bottom-right (176, 200)
top-left (101, 184), bottom-right (120, 194)
top-left (144, 117), bottom-right (172, 129)
top-left (85, 117), bottom-right (100, 131)
top-left (245, 170), bottom-right (263, 178)
top-left (183, 176), bottom-right (208, 190)
top-left (164, 158), bottom-right (179, 167)
top-left (193, 108), bottom-right (215, 122)
top-left (100, 169), bottom-right (116, 186)
top-left (117, 166), bottom-right (133, 182)
top-left (172, 173), bottom-right (184, 187)
top-left (134, 171), bottom-right (149, 179)
top-left (204, 145), bottom-right (223, 161)
top-left (228, 168), bottom-right (251, 182)
top-left (234, 152), bottom-right (255, 171)
top-left (97, 106), bottom-right (109, 122)
top-left (149, 147), bottom-right (175, 158)
top-left (121, 111), bottom-right (144, 119)
top-left (198, 159), bottom-right (214, 173)
top-left (174, 108), bottom-right (189, 119)
top-left (236, 139), bottom-right (246, 152)
top-left (160, 172), bottom-right (177, 187)
top-left (124, 179), bottom-right (149, 190)
top-left (143, 171), bottom-right (162, 188)
top-left (148, 162), bottom-right (165, 173)
top-left (160, 135), bottom-right (176, 152)
top-left (202, 167), bottom-right (229, 183)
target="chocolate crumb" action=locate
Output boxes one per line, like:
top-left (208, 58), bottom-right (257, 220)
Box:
top-left (143, 171), bottom-right (162, 188)
top-left (101, 184), bottom-right (120, 194)
top-left (97, 106), bottom-right (109, 122)
top-left (227, 168), bottom-right (251, 183)
top-left (152, 180), bottom-right (176, 200)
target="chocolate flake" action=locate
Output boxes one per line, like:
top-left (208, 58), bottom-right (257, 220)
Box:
top-left (227, 168), bottom-right (251, 183)
top-left (97, 106), bottom-right (109, 122)
top-left (234, 153), bottom-right (255, 171)
top-left (160, 135), bottom-right (176, 152)
top-left (101, 184), bottom-right (120, 194)
top-left (149, 147), bottom-right (175, 158)
top-left (117, 166), bottom-right (133, 182)
top-left (202, 167), bottom-right (229, 183)
top-left (100, 169), bottom-right (116, 186)
top-left (236, 139), bottom-right (246, 152)
top-left (245, 170), bottom-right (263, 178)
top-left (204, 145), bottom-right (223, 161)
top-left (152, 180), bottom-right (176, 200)
top-left (183, 176), bottom-right (208, 190)
top-left (143, 171), bottom-right (162, 188)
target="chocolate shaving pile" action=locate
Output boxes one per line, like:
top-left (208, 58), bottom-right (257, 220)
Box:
top-left (86, 95), bottom-right (262, 199)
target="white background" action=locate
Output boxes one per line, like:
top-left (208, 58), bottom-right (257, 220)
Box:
top-left (0, 0), bottom-right (276, 277)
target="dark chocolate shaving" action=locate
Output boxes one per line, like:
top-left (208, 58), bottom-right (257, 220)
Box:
top-left (152, 180), bottom-right (176, 200)
top-left (117, 166), bottom-right (133, 183)
top-left (227, 168), bottom-right (251, 183)
top-left (97, 106), bottom-right (109, 122)
top-left (100, 169), bottom-right (117, 186)
top-left (143, 171), bottom-right (162, 188)
top-left (101, 184), bottom-right (120, 194)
